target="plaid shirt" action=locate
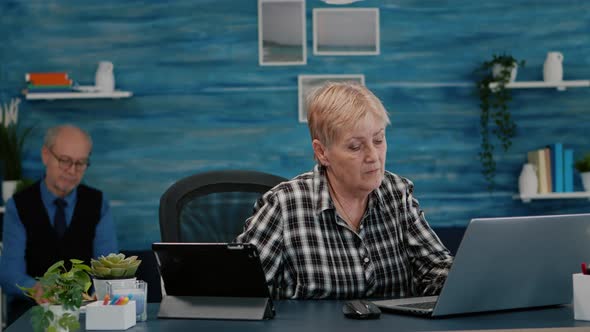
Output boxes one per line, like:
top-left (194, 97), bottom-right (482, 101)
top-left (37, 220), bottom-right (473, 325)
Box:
top-left (236, 165), bottom-right (453, 299)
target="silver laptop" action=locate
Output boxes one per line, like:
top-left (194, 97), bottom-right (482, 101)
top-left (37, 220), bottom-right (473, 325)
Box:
top-left (373, 213), bottom-right (590, 317)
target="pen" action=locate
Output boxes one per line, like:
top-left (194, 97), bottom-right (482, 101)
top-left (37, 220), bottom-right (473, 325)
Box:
top-left (110, 295), bottom-right (121, 305)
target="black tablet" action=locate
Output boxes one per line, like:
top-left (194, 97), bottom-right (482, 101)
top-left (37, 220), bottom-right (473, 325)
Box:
top-left (152, 242), bottom-right (271, 298)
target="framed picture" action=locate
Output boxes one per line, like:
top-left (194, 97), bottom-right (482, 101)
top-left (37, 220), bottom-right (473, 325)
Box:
top-left (258, 0), bottom-right (306, 66)
top-left (313, 8), bottom-right (380, 56)
top-left (298, 74), bottom-right (365, 123)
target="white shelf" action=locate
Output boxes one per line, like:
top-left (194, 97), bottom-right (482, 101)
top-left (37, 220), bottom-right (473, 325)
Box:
top-left (489, 80), bottom-right (590, 91)
top-left (25, 90), bottom-right (133, 100)
top-left (513, 192), bottom-right (590, 203)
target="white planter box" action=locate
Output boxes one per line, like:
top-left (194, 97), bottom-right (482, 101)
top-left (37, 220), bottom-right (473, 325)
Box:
top-left (85, 300), bottom-right (136, 330)
top-left (573, 273), bottom-right (590, 320)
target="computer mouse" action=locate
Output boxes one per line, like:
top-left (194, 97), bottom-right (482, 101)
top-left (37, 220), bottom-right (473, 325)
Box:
top-left (342, 299), bottom-right (381, 319)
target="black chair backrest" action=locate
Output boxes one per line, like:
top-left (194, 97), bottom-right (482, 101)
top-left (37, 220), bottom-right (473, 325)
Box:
top-left (159, 170), bottom-right (288, 243)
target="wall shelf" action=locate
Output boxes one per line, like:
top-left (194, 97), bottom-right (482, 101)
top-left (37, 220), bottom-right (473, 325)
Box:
top-left (513, 192), bottom-right (590, 203)
top-left (25, 90), bottom-right (133, 101)
top-left (489, 80), bottom-right (590, 91)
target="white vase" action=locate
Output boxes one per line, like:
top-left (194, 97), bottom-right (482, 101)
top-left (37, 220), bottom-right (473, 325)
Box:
top-left (2, 180), bottom-right (18, 203)
top-left (581, 172), bottom-right (590, 192)
top-left (93, 277), bottom-right (136, 301)
top-left (492, 63), bottom-right (518, 82)
top-left (95, 61), bottom-right (115, 92)
top-left (543, 52), bottom-right (564, 82)
top-left (519, 163), bottom-right (538, 196)
top-left (43, 304), bottom-right (80, 332)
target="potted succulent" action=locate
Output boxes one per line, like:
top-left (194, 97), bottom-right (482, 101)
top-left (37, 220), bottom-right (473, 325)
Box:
top-left (475, 54), bottom-right (525, 190)
top-left (90, 253), bottom-right (142, 300)
top-left (575, 153), bottom-right (590, 192)
top-left (19, 259), bottom-right (92, 332)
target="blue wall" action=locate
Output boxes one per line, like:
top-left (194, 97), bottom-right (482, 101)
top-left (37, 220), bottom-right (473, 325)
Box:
top-left (1, 0), bottom-right (590, 250)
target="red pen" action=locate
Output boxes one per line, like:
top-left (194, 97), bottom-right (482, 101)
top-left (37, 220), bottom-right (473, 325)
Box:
top-left (582, 263), bottom-right (587, 275)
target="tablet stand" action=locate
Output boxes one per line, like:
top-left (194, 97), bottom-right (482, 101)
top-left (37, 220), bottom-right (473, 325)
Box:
top-left (158, 295), bottom-right (275, 320)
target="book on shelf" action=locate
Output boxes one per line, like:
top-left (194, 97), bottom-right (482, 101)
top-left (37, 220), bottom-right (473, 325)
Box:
top-left (548, 143), bottom-right (564, 193)
top-left (544, 147), bottom-right (553, 193)
top-left (25, 84), bottom-right (75, 92)
top-left (528, 148), bottom-right (549, 194)
top-left (25, 72), bottom-right (72, 86)
top-left (564, 149), bottom-right (574, 192)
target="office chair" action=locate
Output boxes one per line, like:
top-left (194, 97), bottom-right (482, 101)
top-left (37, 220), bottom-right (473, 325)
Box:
top-left (159, 170), bottom-right (288, 243)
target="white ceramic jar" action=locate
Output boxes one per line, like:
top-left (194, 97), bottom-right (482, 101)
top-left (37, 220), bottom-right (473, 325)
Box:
top-left (95, 61), bottom-right (115, 92)
top-left (543, 52), bottom-right (564, 82)
top-left (519, 163), bottom-right (538, 196)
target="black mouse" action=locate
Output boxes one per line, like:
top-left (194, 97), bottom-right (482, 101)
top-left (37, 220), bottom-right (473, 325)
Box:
top-left (342, 299), bottom-right (381, 319)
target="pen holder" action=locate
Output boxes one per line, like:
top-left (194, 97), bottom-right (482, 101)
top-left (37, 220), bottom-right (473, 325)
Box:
top-left (107, 279), bottom-right (148, 322)
top-left (573, 273), bottom-right (590, 320)
top-left (85, 300), bottom-right (136, 330)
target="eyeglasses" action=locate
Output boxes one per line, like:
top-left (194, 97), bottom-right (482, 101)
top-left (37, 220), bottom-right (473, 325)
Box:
top-left (47, 148), bottom-right (91, 172)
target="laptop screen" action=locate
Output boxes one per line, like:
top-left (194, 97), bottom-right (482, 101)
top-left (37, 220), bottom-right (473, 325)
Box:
top-left (374, 213), bottom-right (590, 317)
top-left (434, 213), bottom-right (590, 316)
top-left (152, 242), bottom-right (271, 298)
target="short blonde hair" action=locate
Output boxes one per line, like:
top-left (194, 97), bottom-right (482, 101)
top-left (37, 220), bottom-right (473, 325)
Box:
top-left (306, 81), bottom-right (390, 147)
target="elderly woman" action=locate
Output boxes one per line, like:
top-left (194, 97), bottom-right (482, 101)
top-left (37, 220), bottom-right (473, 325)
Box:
top-left (236, 82), bottom-right (453, 299)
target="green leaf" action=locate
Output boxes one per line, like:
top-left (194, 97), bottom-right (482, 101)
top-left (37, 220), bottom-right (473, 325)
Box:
top-left (58, 312), bottom-right (80, 331)
top-left (30, 306), bottom-right (51, 332)
top-left (575, 153), bottom-right (590, 172)
top-left (47, 260), bottom-right (65, 271)
top-left (109, 267), bottom-right (126, 277)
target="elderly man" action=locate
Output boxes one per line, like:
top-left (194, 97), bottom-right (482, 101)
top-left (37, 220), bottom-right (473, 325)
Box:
top-left (0, 124), bottom-right (118, 322)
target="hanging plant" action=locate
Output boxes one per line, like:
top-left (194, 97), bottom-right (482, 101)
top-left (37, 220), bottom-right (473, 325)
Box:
top-left (475, 54), bottom-right (525, 190)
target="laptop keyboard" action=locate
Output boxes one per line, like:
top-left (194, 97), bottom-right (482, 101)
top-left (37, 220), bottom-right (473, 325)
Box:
top-left (398, 301), bottom-right (436, 310)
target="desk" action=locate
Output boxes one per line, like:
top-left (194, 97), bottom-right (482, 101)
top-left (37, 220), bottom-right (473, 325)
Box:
top-left (6, 301), bottom-right (590, 332)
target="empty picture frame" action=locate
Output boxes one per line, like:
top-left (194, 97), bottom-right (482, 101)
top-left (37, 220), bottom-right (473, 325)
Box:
top-left (258, 0), bottom-right (306, 66)
top-left (313, 8), bottom-right (380, 56)
top-left (298, 74), bottom-right (365, 123)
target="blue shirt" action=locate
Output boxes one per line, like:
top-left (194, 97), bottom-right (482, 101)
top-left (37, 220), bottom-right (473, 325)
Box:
top-left (0, 180), bottom-right (118, 296)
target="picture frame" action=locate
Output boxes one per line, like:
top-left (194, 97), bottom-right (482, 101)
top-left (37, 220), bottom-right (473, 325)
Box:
top-left (258, 0), bottom-right (307, 66)
top-left (313, 8), bottom-right (380, 56)
top-left (298, 74), bottom-right (365, 123)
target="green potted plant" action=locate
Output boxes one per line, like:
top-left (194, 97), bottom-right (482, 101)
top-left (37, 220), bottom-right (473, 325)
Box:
top-left (0, 98), bottom-right (33, 202)
top-left (574, 152), bottom-right (590, 192)
top-left (90, 253), bottom-right (142, 300)
top-left (475, 54), bottom-right (526, 189)
top-left (19, 259), bottom-right (92, 332)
